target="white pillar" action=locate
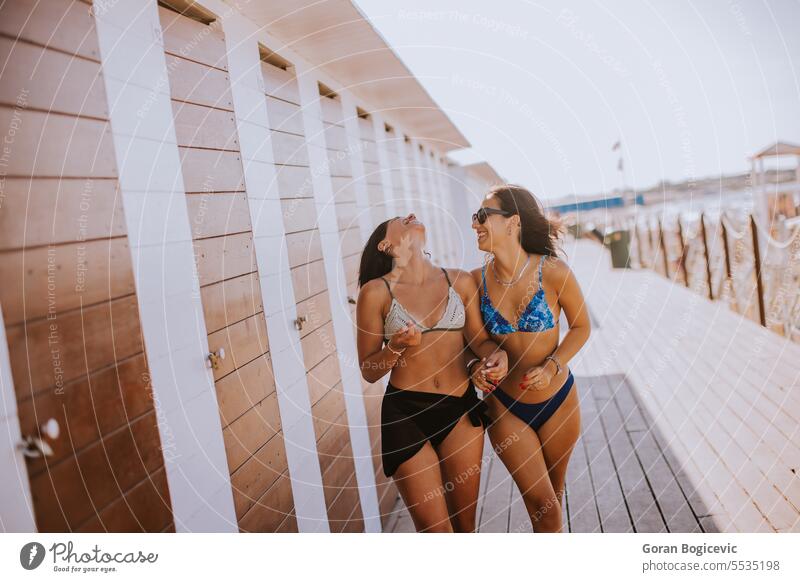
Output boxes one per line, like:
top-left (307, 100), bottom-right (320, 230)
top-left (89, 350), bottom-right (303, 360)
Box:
top-left (340, 94), bottom-right (374, 244)
top-left (0, 302), bottom-right (36, 532)
top-left (371, 112), bottom-right (398, 220)
top-left (416, 144), bottom-right (446, 263)
top-left (94, 0), bottom-right (237, 532)
top-left (394, 136), bottom-right (415, 216)
top-left (221, 13), bottom-right (329, 533)
top-left (295, 66), bottom-right (382, 533)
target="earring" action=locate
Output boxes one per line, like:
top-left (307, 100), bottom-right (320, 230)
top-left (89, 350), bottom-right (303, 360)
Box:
top-left (507, 225), bottom-right (512, 235)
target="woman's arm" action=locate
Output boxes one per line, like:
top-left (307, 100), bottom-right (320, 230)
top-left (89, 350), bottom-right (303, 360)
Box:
top-left (453, 269), bottom-right (508, 389)
top-left (521, 258), bottom-right (591, 390)
top-left (355, 280), bottom-right (420, 383)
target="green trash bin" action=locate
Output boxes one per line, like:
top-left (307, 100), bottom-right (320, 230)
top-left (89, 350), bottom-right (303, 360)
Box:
top-left (603, 229), bottom-right (631, 268)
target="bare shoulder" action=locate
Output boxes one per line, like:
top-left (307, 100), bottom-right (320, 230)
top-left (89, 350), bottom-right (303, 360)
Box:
top-left (542, 255), bottom-right (574, 288)
top-left (443, 267), bottom-right (477, 292)
top-left (357, 277), bottom-right (390, 306)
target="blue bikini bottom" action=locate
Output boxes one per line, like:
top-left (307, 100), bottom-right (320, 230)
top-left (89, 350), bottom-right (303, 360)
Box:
top-left (490, 370), bottom-right (575, 431)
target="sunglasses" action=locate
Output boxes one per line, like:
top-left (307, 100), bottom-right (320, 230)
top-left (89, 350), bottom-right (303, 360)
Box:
top-left (472, 207), bottom-right (513, 224)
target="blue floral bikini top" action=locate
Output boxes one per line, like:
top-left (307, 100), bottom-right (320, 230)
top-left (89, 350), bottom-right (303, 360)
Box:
top-left (480, 255), bottom-right (556, 335)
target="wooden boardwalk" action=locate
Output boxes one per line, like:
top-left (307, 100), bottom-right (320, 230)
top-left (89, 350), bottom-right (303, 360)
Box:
top-left (384, 237), bottom-right (800, 533)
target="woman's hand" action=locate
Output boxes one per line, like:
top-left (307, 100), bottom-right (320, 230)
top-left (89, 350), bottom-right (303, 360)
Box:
top-left (388, 323), bottom-right (421, 350)
top-left (470, 350), bottom-right (508, 393)
top-left (519, 361), bottom-right (555, 391)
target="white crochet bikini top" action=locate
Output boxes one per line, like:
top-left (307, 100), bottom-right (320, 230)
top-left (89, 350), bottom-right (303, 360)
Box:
top-left (381, 268), bottom-right (465, 341)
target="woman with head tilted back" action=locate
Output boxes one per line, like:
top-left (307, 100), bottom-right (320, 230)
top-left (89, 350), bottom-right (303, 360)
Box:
top-left (356, 212), bottom-right (508, 533)
top-left (471, 184), bottom-right (590, 533)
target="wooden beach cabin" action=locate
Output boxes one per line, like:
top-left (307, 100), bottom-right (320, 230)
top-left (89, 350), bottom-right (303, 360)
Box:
top-left (0, 0), bottom-right (502, 532)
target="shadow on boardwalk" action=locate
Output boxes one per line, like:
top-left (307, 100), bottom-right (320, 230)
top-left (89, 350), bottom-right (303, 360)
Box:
top-left (385, 373), bottom-right (717, 533)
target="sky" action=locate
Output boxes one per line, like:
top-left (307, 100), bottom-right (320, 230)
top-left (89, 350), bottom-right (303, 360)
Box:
top-left (353, 0), bottom-right (800, 200)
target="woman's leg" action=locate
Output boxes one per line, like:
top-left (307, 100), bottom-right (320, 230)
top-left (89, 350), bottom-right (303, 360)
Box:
top-left (536, 380), bottom-right (582, 508)
top-left (434, 414), bottom-right (486, 532)
top-left (392, 441), bottom-right (454, 532)
top-left (484, 395), bottom-right (563, 532)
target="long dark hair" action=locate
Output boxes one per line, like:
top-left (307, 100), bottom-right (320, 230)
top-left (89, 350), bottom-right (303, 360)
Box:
top-left (358, 219), bottom-right (393, 287)
top-left (488, 184), bottom-right (565, 257)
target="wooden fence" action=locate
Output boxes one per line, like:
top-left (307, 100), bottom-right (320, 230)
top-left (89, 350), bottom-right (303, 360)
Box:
top-left (628, 212), bottom-right (800, 343)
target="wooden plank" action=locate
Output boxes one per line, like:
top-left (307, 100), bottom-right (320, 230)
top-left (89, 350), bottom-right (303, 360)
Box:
top-left (158, 5), bottom-right (228, 71)
top-left (265, 95), bottom-right (304, 136)
top-left (285, 228), bottom-right (322, 269)
top-left (271, 130), bottom-right (310, 167)
top-left (580, 377), bottom-right (633, 532)
top-left (319, 96), bottom-right (344, 126)
top-left (274, 164), bottom-right (314, 199)
top-left (362, 161), bottom-right (382, 185)
top-left (339, 227), bottom-right (361, 257)
top-left (0, 37), bottom-right (108, 118)
top-left (216, 353), bottom-right (276, 428)
top-left (222, 392), bottom-right (281, 473)
top-left (281, 197), bottom-right (319, 234)
top-left (186, 191), bottom-right (251, 239)
top-left (307, 353), bottom-right (343, 406)
top-left (260, 61), bottom-right (300, 105)
top-left (316, 418), bottom-right (350, 475)
top-left (200, 271), bottom-right (262, 334)
top-left (193, 231), bottom-right (256, 287)
top-left (6, 295), bottom-right (144, 396)
top-left (0, 0), bottom-right (100, 61)
top-left (75, 466), bottom-right (172, 532)
top-left (593, 375), bottom-right (667, 532)
top-left (290, 259), bottom-right (327, 303)
top-left (207, 312), bottom-right (270, 381)
top-left (564, 418), bottom-right (602, 532)
top-left (0, 237), bottom-right (136, 325)
top-left (165, 54), bottom-right (233, 110)
top-left (297, 290), bottom-right (333, 337)
top-left (16, 353), bottom-right (152, 471)
top-left (238, 470), bottom-right (294, 532)
top-left (0, 108), bottom-right (116, 177)
top-left (342, 254), bottom-right (359, 285)
top-left (171, 101), bottom-right (238, 150)
top-left (323, 122), bottom-right (348, 151)
top-left (357, 118), bottom-right (374, 142)
top-left (300, 321), bottom-right (338, 372)
top-left (231, 431), bottom-right (289, 520)
top-left (312, 384), bottom-right (347, 440)
top-left (178, 147), bottom-right (244, 192)
top-left (326, 148), bottom-right (352, 178)
top-left (477, 451), bottom-right (513, 532)
top-left (0, 178), bottom-right (125, 251)
top-left (29, 410), bottom-right (164, 531)
top-left (335, 201), bottom-right (359, 233)
top-left (330, 176), bottom-right (356, 203)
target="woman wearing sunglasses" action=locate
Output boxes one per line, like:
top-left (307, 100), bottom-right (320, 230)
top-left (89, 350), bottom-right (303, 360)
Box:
top-left (470, 184), bottom-right (591, 532)
top-left (356, 213), bottom-right (508, 532)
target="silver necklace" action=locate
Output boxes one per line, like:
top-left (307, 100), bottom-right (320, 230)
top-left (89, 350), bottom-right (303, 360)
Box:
top-left (491, 255), bottom-right (530, 287)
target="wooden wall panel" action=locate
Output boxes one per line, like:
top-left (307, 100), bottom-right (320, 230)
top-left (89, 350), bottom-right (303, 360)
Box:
top-left (261, 58), bottom-right (363, 531)
top-left (159, 6), bottom-right (292, 533)
top-left (0, 178), bottom-right (126, 251)
top-left (0, 17), bottom-right (173, 524)
top-left (0, 0), bottom-right (100, 61)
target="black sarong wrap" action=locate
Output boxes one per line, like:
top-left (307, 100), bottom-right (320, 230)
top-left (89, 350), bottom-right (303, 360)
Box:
top-left (380, 382), bottom-right (491, 478)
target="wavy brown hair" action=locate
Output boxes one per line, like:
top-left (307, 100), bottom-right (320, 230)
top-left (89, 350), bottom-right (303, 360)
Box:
top-left (487, 184), bottom-right (566, 258)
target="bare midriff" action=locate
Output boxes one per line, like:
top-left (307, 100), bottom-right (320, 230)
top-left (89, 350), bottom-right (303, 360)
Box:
top-left (385, 330), bottom-right (470, 396)
top-left (489, 324), bottom-right (570, 404)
